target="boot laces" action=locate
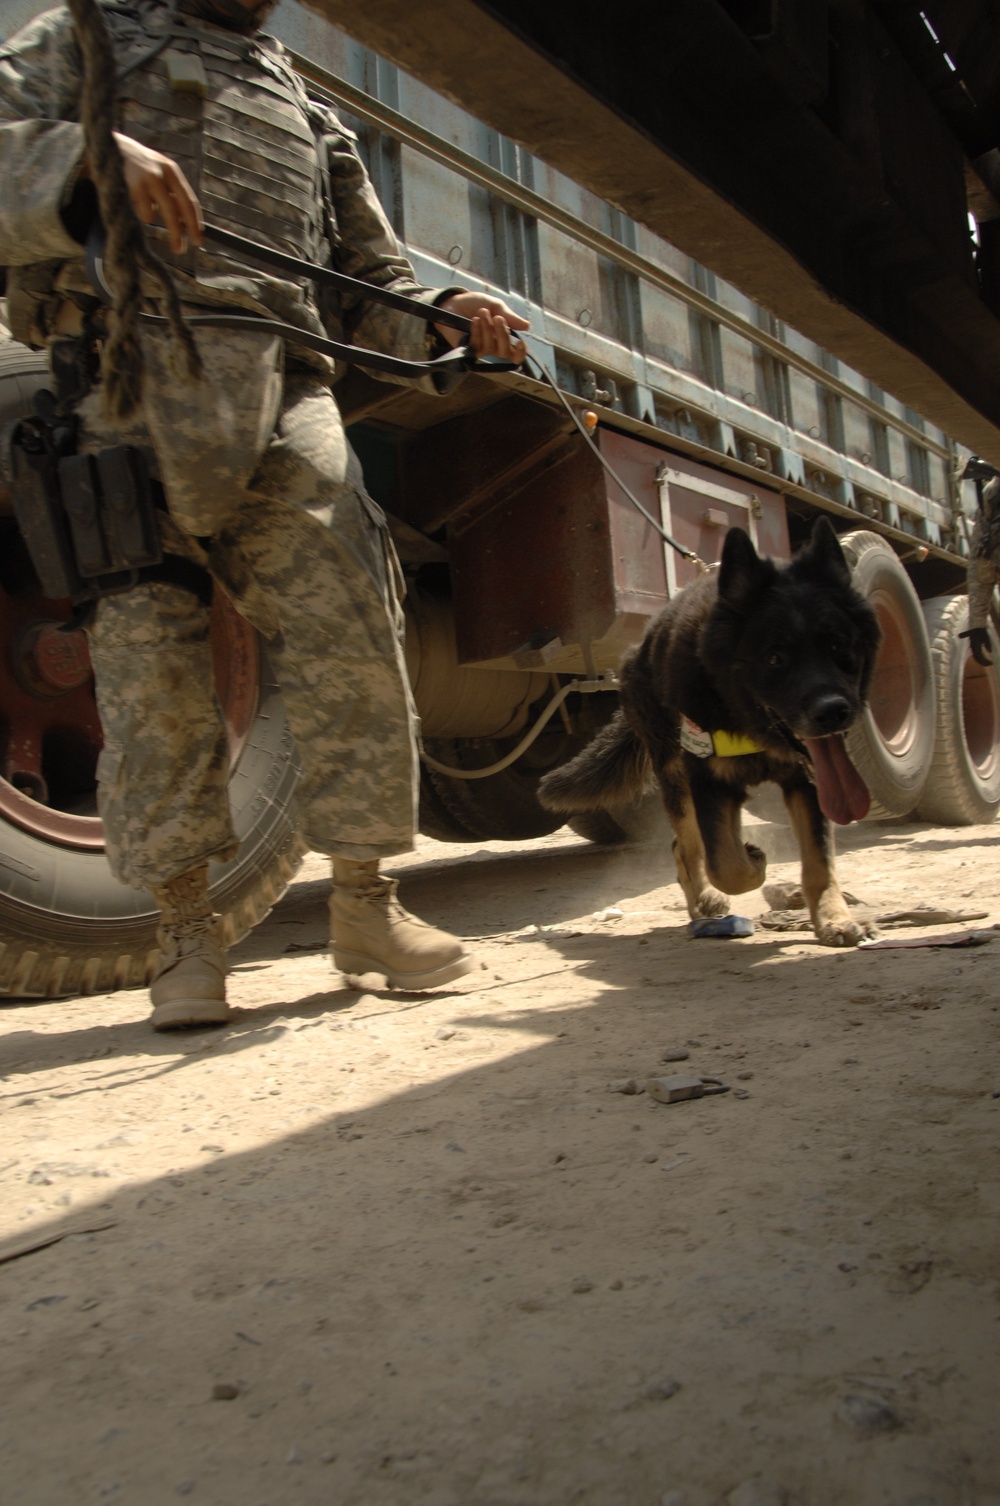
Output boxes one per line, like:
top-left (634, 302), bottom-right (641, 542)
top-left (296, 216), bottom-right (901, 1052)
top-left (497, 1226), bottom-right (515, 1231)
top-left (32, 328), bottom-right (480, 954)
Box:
top-left (158, 914), bottom-right (219, 958)
top-left (357, 877), bottom-right (426, 929)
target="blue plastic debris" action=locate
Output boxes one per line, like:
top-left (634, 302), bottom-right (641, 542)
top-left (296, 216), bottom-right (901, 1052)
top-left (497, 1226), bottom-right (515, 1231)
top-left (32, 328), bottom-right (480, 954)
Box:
top-left (688, 915), bottom-right (755, 939)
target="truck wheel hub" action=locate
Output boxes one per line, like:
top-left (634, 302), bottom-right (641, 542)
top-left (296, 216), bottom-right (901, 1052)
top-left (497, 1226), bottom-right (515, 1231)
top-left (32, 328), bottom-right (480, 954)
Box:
top-left (14, 621), bottom-right (93, 697)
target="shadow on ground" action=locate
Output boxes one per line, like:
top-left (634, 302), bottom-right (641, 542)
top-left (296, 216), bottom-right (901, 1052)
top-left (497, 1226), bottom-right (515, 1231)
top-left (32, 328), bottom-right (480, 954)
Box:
top-left (1, 819), bottom-right (998, 1506)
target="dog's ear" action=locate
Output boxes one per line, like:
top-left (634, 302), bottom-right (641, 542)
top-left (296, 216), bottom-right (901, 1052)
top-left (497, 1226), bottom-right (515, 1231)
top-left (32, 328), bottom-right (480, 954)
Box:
top-left (717, 527), bottom-right (770, 609)
top-left (800, 516), bottom-right (852, 587)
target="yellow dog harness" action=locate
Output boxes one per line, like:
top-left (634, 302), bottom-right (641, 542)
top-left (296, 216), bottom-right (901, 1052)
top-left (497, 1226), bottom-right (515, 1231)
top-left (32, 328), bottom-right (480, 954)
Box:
top-left (680, 716), bottom-right (763, 759)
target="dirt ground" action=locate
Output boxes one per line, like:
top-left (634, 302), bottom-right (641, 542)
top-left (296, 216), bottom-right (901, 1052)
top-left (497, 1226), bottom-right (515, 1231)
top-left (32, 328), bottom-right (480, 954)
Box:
top-left (1, 808), bottom-right (998, 1506)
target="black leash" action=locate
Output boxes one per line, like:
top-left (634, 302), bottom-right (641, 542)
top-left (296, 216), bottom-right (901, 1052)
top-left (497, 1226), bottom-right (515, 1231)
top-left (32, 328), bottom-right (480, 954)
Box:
top-left (136, 310), bottom-right (497, 391)
top-left (85, 222), bottom-right (509, 391)
top-left (200, 224), bottom-right (473, 334)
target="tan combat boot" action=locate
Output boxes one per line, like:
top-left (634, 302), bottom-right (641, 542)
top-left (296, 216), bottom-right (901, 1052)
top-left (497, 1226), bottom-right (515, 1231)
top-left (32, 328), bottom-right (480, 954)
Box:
top-left (330, 857), bottom-right (473, 990)
top-left (149, 864), bottom-right (230, 1030)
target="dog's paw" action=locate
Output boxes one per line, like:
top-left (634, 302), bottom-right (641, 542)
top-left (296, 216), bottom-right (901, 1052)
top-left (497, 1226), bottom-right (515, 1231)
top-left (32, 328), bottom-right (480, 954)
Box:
top-left (693, 888), bottom-right (730, 918)
top-left (813, 914), bottom-right (867, 947)
top-left (813, 897), bottom-right (877, 947)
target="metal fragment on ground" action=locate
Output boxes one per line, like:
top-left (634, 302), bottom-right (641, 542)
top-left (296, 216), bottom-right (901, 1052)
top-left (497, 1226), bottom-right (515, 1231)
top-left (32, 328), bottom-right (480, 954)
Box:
top-left (689, 915), bottom-right (754, 938)
top-left (646, 1074), bottom-right (730, 1103)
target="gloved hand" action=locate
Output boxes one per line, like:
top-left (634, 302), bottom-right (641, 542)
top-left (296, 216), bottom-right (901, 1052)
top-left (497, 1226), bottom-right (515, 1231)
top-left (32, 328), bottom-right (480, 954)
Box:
top-left (958, 626), bottom-right (993, 667)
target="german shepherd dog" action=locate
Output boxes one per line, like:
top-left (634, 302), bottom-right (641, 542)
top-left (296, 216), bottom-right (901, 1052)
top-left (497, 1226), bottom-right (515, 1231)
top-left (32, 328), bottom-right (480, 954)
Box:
top-left (538, 519), bottom-right (881, 946)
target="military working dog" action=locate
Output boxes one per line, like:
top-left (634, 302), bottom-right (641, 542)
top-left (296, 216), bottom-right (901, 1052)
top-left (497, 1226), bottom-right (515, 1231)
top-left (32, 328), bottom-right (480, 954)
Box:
top-left (538, 519), bottom-right (881, 946)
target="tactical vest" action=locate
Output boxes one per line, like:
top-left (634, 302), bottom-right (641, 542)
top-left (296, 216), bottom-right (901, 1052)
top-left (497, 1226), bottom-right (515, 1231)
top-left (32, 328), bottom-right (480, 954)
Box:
top-left (105, 1), bottom-right (331, 315)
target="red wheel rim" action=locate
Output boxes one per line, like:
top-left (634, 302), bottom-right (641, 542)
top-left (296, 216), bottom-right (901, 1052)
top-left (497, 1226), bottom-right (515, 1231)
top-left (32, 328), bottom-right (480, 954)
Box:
top-left (0, 582), bottom-right (259, 852)
top-left (961, 640), bottom-right (1000, 782)
top-left (867, 589), bottom-right (919, 759)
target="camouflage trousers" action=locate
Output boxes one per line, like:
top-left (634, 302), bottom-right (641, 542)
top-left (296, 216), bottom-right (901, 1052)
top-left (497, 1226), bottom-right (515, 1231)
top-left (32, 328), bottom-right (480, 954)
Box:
top-left (83, 371), bottom-right (419, 889)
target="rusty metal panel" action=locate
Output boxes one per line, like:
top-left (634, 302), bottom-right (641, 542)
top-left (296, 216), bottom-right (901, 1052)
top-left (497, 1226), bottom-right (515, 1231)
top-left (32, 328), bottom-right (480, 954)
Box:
top-left (451, 429), bottom-right (792, 669)
top-left (597, 430), bottom-right (668, 618)
top-left (657, 452), bottom-right (791, 592)
top-left (449, 443), bottom-right (615, 664)
top-left (601, 434), bottom-right (792, 601)
top-left (399, 396), bottom-right (573, 535)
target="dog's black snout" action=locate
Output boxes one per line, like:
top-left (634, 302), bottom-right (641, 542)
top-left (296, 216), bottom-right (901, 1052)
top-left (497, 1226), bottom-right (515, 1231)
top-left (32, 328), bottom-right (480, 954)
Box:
top-left (809, 694), bottom-right (852, 734)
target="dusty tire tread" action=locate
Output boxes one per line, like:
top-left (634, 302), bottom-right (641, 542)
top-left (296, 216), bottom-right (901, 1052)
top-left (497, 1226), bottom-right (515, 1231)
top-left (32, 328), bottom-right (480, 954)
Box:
top-left (839, 529), bottom-right (934, 817)
top-left (914, 595), bottom-right (1000, 826)
top-left (0, 826), bottom-right (307, 1001)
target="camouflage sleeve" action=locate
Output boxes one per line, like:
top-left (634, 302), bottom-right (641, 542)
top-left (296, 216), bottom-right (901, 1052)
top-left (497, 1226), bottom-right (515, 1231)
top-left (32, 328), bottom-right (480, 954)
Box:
top-left (967, 511), bottom-right (1000, 630)
top-left (320, 105), bottom-right (462, 368)
top-left (0, 7), bottom-right (88, 266)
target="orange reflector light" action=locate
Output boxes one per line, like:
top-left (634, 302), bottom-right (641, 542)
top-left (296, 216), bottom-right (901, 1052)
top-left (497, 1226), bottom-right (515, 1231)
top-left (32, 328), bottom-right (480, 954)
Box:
top-left (583, 410), bottom-right (599, 431)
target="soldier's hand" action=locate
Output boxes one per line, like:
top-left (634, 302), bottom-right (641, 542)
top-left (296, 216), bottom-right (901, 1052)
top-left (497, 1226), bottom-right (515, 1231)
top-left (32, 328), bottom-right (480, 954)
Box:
top-left (435, 291), bottom-right (529, 363)
top-left (82, 134), bottom-right (204, 255)
top-left (959, 626), bottom-right (993, 666)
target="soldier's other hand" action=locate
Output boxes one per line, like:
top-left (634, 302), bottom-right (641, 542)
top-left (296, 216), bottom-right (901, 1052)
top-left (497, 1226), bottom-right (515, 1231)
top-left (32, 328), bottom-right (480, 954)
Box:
top-left (435, 291), bottom-right (529, 363)
top-left (959, 626), bottom-right (993, 666)
top-left (84, 133), bottom-right (204, 254)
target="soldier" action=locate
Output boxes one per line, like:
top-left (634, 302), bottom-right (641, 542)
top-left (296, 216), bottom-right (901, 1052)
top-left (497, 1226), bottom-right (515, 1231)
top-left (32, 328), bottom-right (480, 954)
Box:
top-left (0, 0), bottom-right (529, 1028)
top-left (961, 472), bottom-right (1000, 668)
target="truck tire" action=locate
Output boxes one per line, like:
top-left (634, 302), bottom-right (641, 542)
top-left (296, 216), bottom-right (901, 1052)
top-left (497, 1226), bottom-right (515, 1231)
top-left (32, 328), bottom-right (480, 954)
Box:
top-left (914, 594), bottom-right (1000, 826)
top-left (0, 629), bottom-right (305, 1000)
top-left (568, 792), bottom-right (667, 846)
top-left (839, 529), bottom-right (935, 817)
top-left (418, 763), bottom-right (478, 842)
top-left (421, 732), bottom-right (570, 841)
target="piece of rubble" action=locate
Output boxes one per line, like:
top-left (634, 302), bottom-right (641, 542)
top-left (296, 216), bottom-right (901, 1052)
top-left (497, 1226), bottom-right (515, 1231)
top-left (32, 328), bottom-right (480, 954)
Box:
top-left (762, 881), bottom-right (806, 909)
top-left (726, 1482), bottom-right (787, 1506)
top-left (762, 882), bottom-right (860, 909)
top-left (646, 1074), bottom-right (730, 1104)
top-left (874, 905), bottom-right (988, 926)
top-left (661, 1047), bottom-right (691, 1063)
top-left (837, 1393), bottom-right (901, 1435)
top-left (643, 1377), bottom-right (681, 1401)
top-left (608, 1078), bottom-right (645, 1095)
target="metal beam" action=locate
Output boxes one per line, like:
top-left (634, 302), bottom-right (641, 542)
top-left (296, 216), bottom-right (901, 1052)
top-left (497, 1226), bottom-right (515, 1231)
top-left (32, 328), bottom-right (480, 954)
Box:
top-left (305, 0), bottom-right (1000, 465)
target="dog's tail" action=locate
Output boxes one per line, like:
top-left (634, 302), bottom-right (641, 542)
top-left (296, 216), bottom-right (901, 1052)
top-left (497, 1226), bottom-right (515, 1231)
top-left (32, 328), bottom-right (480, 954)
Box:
top-left (538, 712), bottom-right (652, 812)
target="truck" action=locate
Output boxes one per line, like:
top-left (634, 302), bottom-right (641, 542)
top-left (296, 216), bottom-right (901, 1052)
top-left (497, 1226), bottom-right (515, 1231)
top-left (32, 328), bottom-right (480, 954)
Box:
top-left (1, 0), bottom-right (998, 999)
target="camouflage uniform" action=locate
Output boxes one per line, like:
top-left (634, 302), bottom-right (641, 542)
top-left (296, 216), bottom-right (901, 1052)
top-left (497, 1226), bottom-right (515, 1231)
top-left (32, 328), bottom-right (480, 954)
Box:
top-left (0, 0), bottom-right (455, 886)
top-left (967, 478), bottom-right (1000, 648)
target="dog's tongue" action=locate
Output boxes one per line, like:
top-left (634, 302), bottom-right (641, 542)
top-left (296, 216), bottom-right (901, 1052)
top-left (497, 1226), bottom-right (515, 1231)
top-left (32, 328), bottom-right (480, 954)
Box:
top-left (803, 735), bottom-right (870, 825)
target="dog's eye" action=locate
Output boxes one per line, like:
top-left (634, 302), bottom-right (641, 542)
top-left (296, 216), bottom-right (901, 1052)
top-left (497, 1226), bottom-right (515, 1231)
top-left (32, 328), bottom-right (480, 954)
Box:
top-left (766, 650), bottom-right (787, 668)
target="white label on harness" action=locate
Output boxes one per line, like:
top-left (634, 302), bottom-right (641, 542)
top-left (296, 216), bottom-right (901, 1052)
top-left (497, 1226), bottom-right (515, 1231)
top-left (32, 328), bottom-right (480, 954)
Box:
top-left (680, 717), bottom-right (714, 758)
